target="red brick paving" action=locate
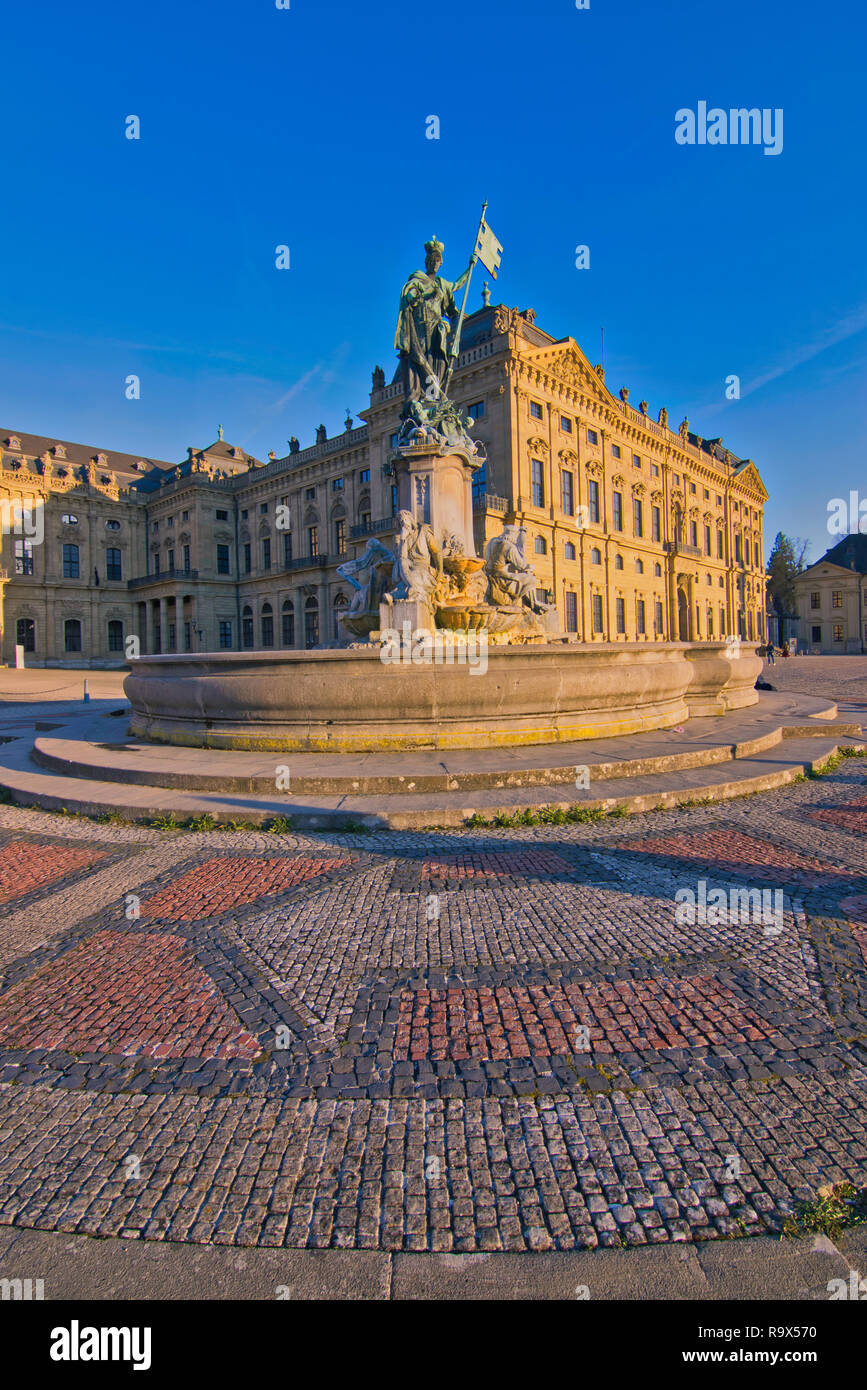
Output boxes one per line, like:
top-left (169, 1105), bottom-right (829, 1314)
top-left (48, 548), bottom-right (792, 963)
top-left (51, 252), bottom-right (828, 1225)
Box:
top-left (0, 930), bottom-right (260, 1059)
top-left (804, 798), bottom-right (867, 832)
top-left (421, 850), bottom-right (572, 881)
top-left (393, 976), bottom-right (778, 1062)
top-left (140, 855), bottom-right (350, 921)
top-left (612, 829), bottom-right (856, 885)
top-left (0, 841), bottom-right (108, 905)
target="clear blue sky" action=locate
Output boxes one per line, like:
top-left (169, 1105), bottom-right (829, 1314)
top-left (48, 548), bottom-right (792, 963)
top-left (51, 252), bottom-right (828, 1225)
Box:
top-left (1, 0), bottom-right (864, 562)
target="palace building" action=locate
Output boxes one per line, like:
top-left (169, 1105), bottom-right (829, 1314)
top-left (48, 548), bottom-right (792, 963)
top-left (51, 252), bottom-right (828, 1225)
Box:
top-left (0, 300), bottom-right (769, 667)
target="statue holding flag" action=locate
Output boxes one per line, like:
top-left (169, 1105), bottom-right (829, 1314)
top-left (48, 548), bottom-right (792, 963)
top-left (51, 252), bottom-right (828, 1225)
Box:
top-left (394, 204), bottom-right (502, 443)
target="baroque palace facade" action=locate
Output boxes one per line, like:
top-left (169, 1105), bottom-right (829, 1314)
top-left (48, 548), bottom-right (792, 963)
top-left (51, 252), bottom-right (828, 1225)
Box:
top-left (0, 301), bottom-right (769, 667)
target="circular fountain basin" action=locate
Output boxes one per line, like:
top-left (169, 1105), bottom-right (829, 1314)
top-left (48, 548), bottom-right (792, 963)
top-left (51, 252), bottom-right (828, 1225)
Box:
top-left (124, 641), bottom-right (761, 753)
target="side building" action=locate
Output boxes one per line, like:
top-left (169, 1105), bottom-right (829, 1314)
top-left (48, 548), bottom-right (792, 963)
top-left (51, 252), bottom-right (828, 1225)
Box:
top-left (0, 301), bottom-right (769, 666)
top-left (792, 534), bottom-right (867, 654)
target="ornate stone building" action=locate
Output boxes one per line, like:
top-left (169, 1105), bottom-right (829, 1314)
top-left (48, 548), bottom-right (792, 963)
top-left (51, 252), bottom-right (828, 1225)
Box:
top-left (0, 301), bottom-right (769, 667)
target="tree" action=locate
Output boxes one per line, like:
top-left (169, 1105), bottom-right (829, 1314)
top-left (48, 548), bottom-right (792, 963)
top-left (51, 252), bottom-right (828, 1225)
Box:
top-left (766, 532), bottom-right (809, 615)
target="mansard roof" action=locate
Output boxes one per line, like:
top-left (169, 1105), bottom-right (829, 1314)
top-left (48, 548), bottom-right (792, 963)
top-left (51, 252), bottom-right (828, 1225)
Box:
top-left (803, 534), bottom-right (867, 576)
top-left (0, 427), bottom-right (171, 481)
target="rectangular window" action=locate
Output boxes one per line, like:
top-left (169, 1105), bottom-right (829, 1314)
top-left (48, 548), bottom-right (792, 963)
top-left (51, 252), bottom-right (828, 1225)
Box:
top-left (592, 593), bottom-right (603, 633)
top-left (636, 599), bottom-right (646, 635)
top-left (183, 545), bottom-right (191, 573)
top-left (561, 470), bottom-right (574, 516)
top-left (734, 534), bottom-right (742, 563)
top-left (615, 596), bottom-right (626, 634)
top-left (360, 468), bottom-right (371, 483)
top-left (216, 509), bottom-right (228, 520)
top-left (305, 487), bottom-right (315, 501)
top-left (832, 590), bottom-right (843, 608)
top-left (360, 511), bottom-right (371, 532)
top-left (588, 479), bottom-right (600, 525)
top-left (167, 622), bottom-right (176, 652)
top-left (260, 501), bottom-right (268, 514)
top-left (633, 452), bottom-right (641, 468)
top-left (531, 459), bottom-right (544, 508)
top-left (241, 509), bottom-right (248, 520)
top-left (705, 525), bottom-right (711, 556)
top-left (262, 538), bottom-right (271, 570)
top-left (467, 401), bottom-right (485, 420)
top-left (810, 591), bottom-right (820, 609)
top-left (391, 485), bottom-right (398, 515)
top-left (332, 478), bottom-right (344, 491)
top-left (182, 510), bottom-right (189, 521)
top-left (811, 625), bottom-right (822, 644)
top-left (587, 428), bottom-right (598, 446)
top-left (611, 444), bottom-right (621, 459)
top-left (283, 532), bottom-right (293, 565)
top-left (717, 531), bottom-right (724, 560)
top-left (612, 490), bottom-right (623, 532)
top-left (184, 621), bottom-right (192, 651)
top-left (219, 620), bottom-right (232, 649)
top-left (244, 543), bottom-right (252, 574)
top-left (652, 506), bottom-right (661, 543)
top-left (106, 547), bottom-right (122, 581)
top-left (560, 415), bottom-right (572, 433)
top-left (153, 553), bottom-right (160, 576)
top-left (282, 607), bottom-right (295, 646)
top-left (108, 620), bottom-right (124, 653)
top-left (655, 600), bottom-right (664, 636)
top-left (690, 521), bottom-right (698, 548)
top-left (530, 401), bottom-right (543, 420)
top-left (334, 519), bottom-right (346, 554)
top-left (308, 525), bottom-right (319, 558)
top-left (565, 591), bottom-right (578, 633)
top-left (754, 541), bottom-right (760, 567)
top-left (633, 498), bottom-right (643, 537)
top-left (168, 548), bottom-right (175, 572)
top-left (62, 543), bottom-right (79, 579)
top-left (14, 539), bottom-right (34, 575)
top-left (833, 623), bottom-right (844, 642)
top-left (216, 544), bottom-right (230, 575)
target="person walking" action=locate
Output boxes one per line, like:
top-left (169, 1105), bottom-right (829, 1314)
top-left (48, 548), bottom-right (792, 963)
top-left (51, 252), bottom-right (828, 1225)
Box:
top-left (766, 641), bottom-right (776, 666)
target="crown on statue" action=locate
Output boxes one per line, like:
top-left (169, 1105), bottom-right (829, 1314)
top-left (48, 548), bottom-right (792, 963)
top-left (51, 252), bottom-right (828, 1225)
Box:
top-left (424, 237), bottom-right (444, 258)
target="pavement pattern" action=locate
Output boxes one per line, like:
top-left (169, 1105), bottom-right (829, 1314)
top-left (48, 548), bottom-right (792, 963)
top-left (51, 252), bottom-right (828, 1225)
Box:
top-left (0, 758), bottom-right (865, 1253)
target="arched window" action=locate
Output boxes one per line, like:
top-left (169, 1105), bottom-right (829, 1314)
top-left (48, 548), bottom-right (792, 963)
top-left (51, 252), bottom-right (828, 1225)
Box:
top-left (654, 562), bottom-right (662, 577)
top-left (304, 596), bottom-right (319, 649)
top-left (107, 619), bottom-right (124, 653)
top-left (564, 541), bottom-right (576, 561)
top-left (333, 593), bottom-right (349, 640)
top-left (591, 548), bottom-right (601, 565)
top-left (635, 558), bottom-right (644, 574)
top-left (261, 602), bottom-right (274, 647)
top-left (534, 535), bottom-right (547, 555)
top-left (614, 554), bottom-right (624, 570)
top-left (242, 604), bottom-right (254, 649)
top-left (281, 599), bottom-right (295, 647)
top-left (64, 618), bottom-right (82, 653)
top-left (16, 617), bottom-right (35, 652)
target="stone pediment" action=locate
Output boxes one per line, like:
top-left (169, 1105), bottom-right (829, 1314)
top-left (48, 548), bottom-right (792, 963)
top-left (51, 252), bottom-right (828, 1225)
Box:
top-left (523, 341), bottom-right (613, 406)
top-left (733, 459), bottom-right (769, 502)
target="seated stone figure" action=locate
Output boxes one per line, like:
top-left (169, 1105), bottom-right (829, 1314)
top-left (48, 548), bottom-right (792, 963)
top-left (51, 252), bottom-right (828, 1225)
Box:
top-left (337, 537), bottom-right (395, 635)
top-left (388, 510), bottom-right (443, 603)
top-left (484, 524), bottom-right (545, 612)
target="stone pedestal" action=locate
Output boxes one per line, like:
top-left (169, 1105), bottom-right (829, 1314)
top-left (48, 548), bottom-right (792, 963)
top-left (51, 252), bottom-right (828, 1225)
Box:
top-left (379, 597), bottom-right (435, 637)
top-left (391, 447), bottom-right (480, 559)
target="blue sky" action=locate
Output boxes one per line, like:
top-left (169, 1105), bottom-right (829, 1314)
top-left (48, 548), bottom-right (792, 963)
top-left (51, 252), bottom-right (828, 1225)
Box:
top-left (1, 0), bottom-right (864, 561)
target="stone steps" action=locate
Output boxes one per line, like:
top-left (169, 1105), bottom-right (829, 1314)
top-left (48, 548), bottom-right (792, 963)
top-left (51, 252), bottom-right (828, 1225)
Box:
top-left (0, 697), bottom-right (862, 829)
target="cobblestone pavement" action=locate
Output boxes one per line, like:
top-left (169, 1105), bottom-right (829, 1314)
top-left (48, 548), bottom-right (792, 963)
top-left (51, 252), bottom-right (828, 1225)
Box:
top-left (760, 654), bottom-right (867, 715)
top-left (0, 759), bottom-right (865, 1253)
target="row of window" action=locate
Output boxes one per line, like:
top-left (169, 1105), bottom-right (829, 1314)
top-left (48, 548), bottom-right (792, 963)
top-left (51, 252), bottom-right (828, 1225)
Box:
top-left (15, 617), bottom-right (125, 654)
top-left (213, 524), bottom-right (346, 576)
top-left (809, 590), bottom-right (852, 609)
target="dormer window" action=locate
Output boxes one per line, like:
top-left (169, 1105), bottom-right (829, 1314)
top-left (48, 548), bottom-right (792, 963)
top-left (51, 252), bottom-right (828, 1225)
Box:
top-left (105, 519), bottom-right (121, 530)
top-left (7, 436), bottom-right (21, 450)
top-left (96, 453), bottom-right (108, 466)
top-left (53, 444), bottom-right (66, 458)
top-left (61, 513), bottom-right (79, 525)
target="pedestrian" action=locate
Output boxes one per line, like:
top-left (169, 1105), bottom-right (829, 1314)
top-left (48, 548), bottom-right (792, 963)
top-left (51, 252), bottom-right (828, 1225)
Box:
top-left (766, 642), bottom-right (776, 666)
